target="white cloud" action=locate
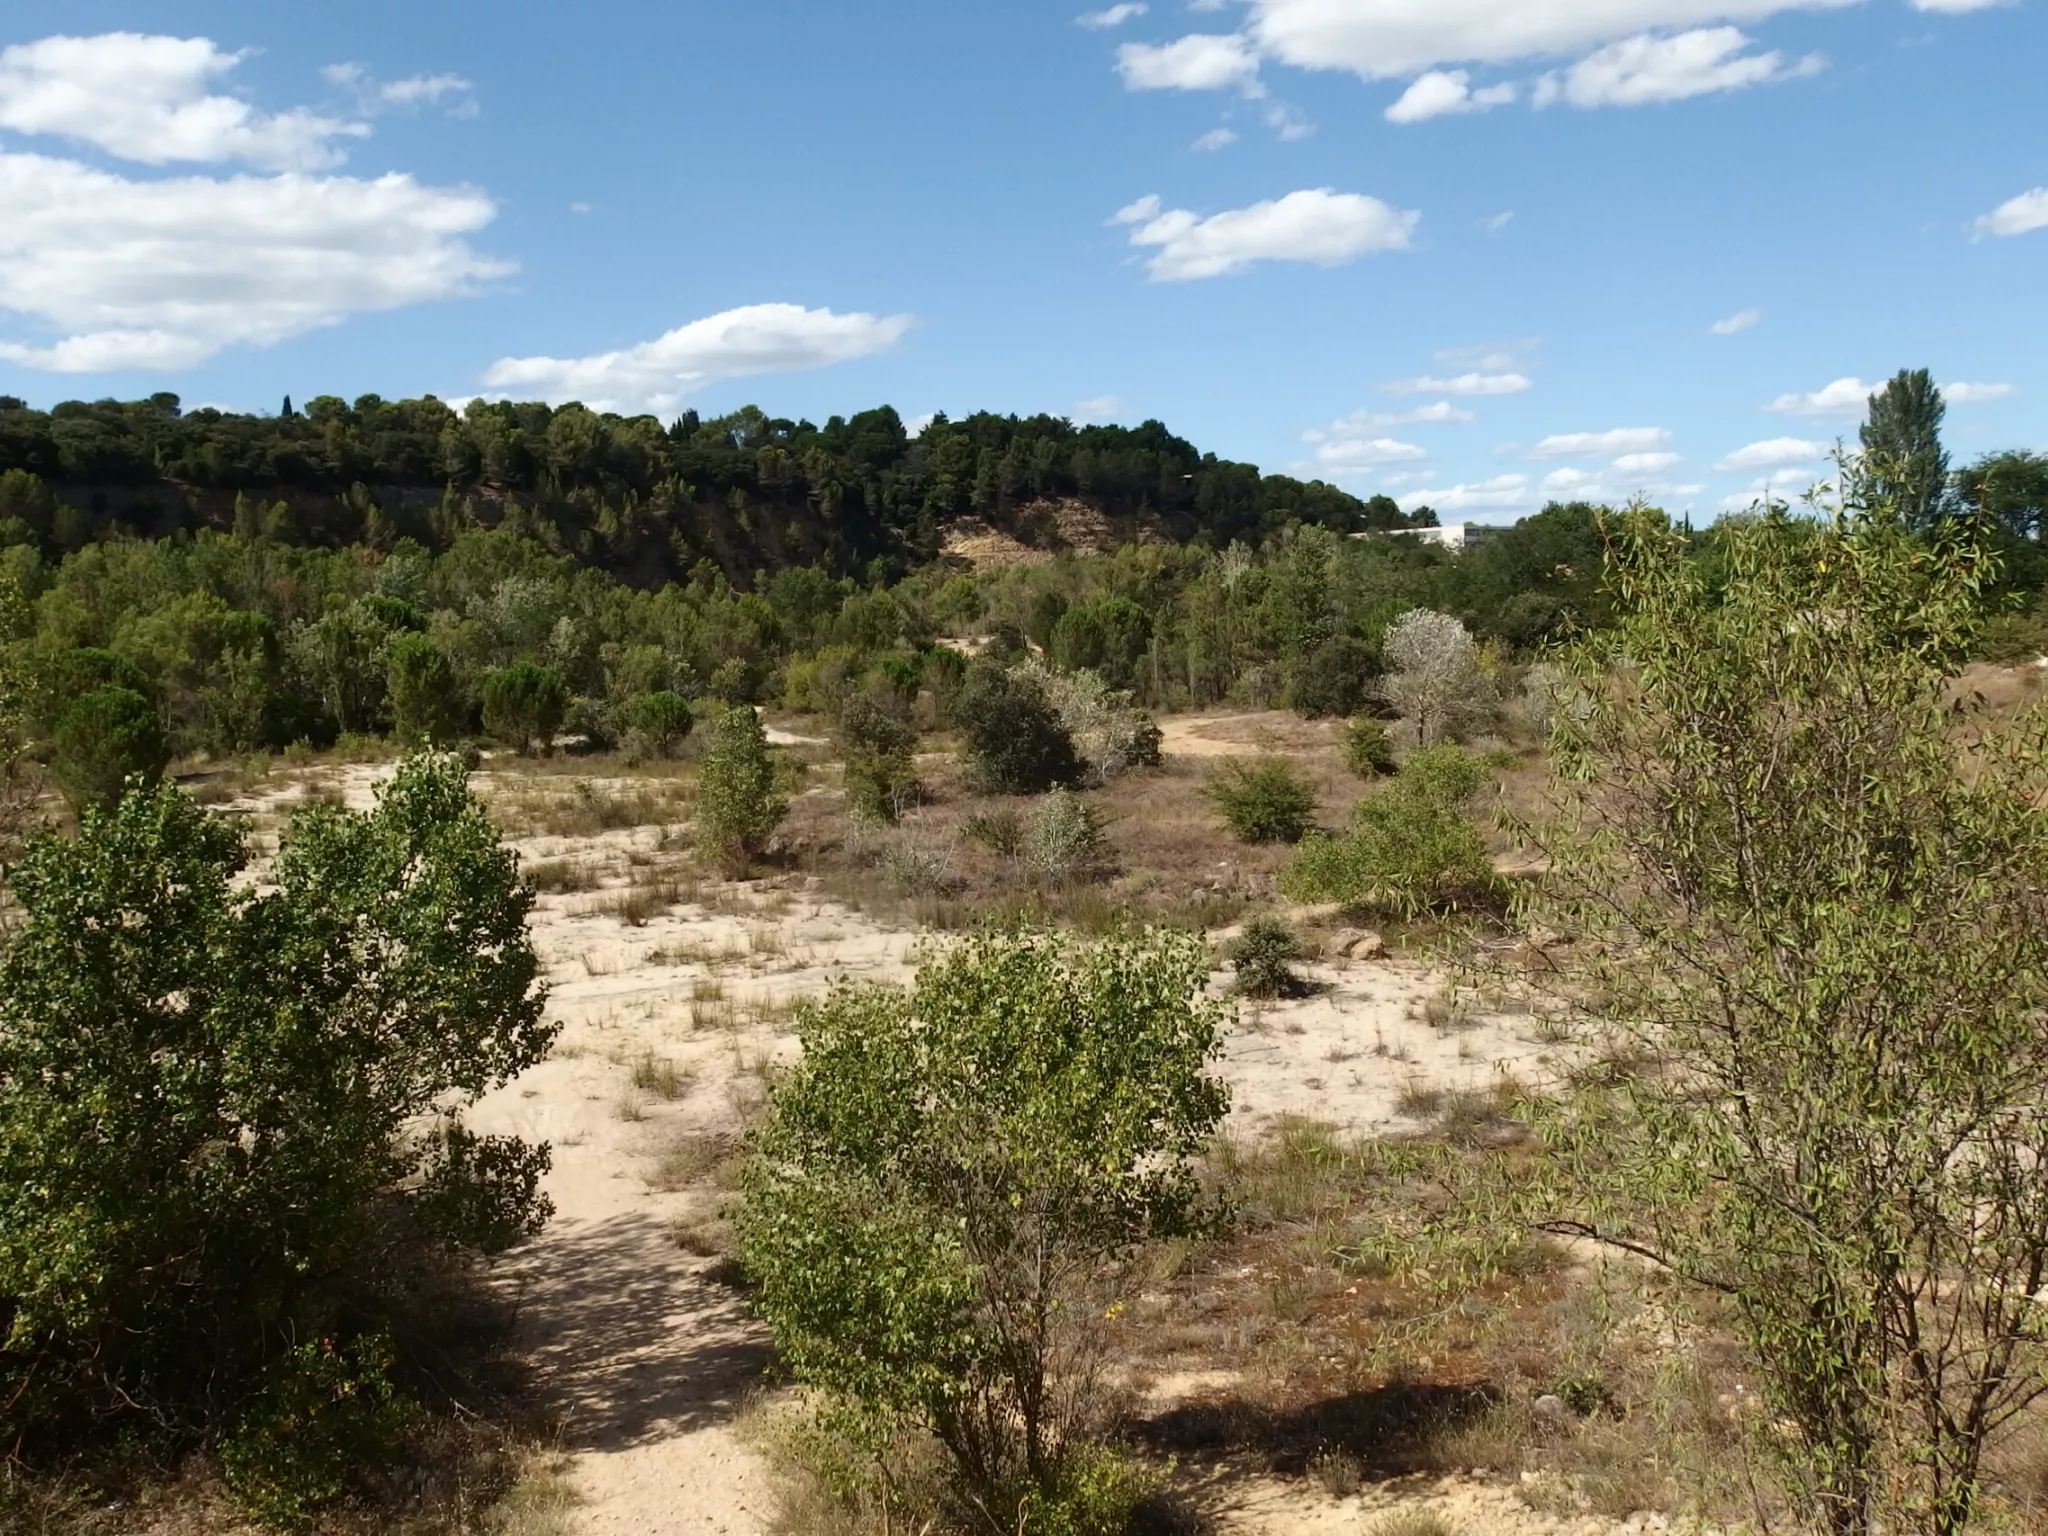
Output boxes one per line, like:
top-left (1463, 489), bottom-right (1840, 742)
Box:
top-left (1240, 0), bottom-right (1858, 80)
top-left (1072, 393), bottom-right (1127, 422)
top-left (1716, 436), bottom-right (1827, 470)
top-left (1913, 0), bottom-right (2011, 11)
top-left (903, 412), bottom-right (937, 438)
top-left (1191, 126), bottom-right (1239, 150)
top-left (1383, 370), bottom-right (1532, 396)
top-left (1264, 100), bottom-right (1316, 137)
top-left (1612, 451), bottom-right (1681, 474)
top-left (1397, 473), bottom-right (1531, 513)
top-left (1766, 377), bottom-right (1871, 417)
top-left (1116, 34), bottom-right (1261, 91)
top-left (1111, 187), bottom-right (1417, 281)
top-left (1479, 210), bottom-right (1515, 233)
top-left (1532, 426), bottom-right (1671, 457)
top-left (0, 33), bottom-right (368, 170)
top-left (0, 150), bottom-right (507, 371)
top-left (481, 304), bottom-right (915, 415)
top-left (1973, 188), bottom-right (2048, 237)
top-left (1308, 430), bottom-right (1429, 473)
top-left (1307, 400), bottom-right (1477, 435)
top-left (1945, 380), bottom-right (2015, 403)
top-left (1721, 465), bottom-right (1835, 511)
top-left (1384, 69), bottom-right (1515, 122)
top-left (322, 61), bottom-right (475, 115)
top-left (1532, 28), bottom-right (1822, 109)
top-left (1435, 339), bottom-right (1538, 368)
top-left (1077, 3), bottom-right (1150, 27)
top-left (1711, 306), bottom-right (1762, 334)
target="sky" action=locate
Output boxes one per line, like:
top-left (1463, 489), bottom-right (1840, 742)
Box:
top-left (0, 0), bottom-right (2042, 522)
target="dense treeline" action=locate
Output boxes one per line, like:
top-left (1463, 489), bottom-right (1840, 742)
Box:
top-left (0, 393), bottom-right (1419, 587)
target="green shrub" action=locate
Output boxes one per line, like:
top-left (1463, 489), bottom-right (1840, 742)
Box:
top-left (1280, 750), bottom-right (1498, 917)
top-left (624, 690), bottom-right (694, 759)
top-left (963, 806), bottom-right (1026, 858)
top-left (1025, 787), bottom-right (1107, 884)
top-left (839, 690), bottom-right (919, 823)
top-left (219, 1335), bottom-right (421, 1528)
top-left (1204, 757), bottom-right (1318, 844)
top-left (1344, 717), bottom-right (1397, 778)
top-left (0, 754), bottom-right (552, 1500)
top-left (386, 633), bottom-right (466, 746)
top-left (480, 662), bottom-right (568, 754)
top-left (48, 685), bottom-right (167, 814)
top-left (695, 706), bottom-right (788, 876)
top-left (952, 660), bottom-right (1081, 795)
top-left (736, 929), bottom-right (1227, 1527)
top-left (1290, 634), bottom-right (1382, 720)
top-left (1228, 916), bottom-right (1307, 999)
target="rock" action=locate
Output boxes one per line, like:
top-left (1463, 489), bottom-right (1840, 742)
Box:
top-left (1532, 1393), bottom-right (1573, 1423)
top-left (1333, 928), bottom-right (1385, 961)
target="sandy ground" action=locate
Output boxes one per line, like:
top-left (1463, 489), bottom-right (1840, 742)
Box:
top-left (222, 748), bottom-right (1609, 1536)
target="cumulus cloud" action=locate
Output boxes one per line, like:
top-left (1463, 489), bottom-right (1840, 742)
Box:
top-left (0, 150), bottom-right (507, 371)
top-left (1240, 0), bottom-right (1858, 80)
top-left (481, 304), bottom-right (915, 415)
top-left (1115, 34), bottom-right (1261, 91)
top-left (1945, 380), bottom-right (2015, 403)
top-left (1110, 188), bottom-right (1417, 281)
top-left (0, 33), bottom-right (369, 170)
top-left (1532, 426), bottom-right (1671, 458)
top-left (1384, 69), bottom-right (1515, 122)
top-left (1721, 465), bottom-right (1835, 511)
top-left (1612, 451), bottom-right (1682, 474)
top-left (1308, 401), bottom-right (1477, 436)
top-left (1191, 126), bottom-right (1239, 150)
top-left (1532, 28), bottom-right (1822, 109)
top-left (1973, 188), bottom-right (2048, 237)
top-left (1913, 0), bottom-right (2012, 11)
top-left (1072, 393), bottom-right (1127, 422)
top-left (1711, 307), bottom-right (1762, 334)
top-left (1716, 436), bottom-right (1828, 470)
top-left (1383, 371), bottom-right (1532, 397)
top-left (1076, 3), bottom-right (1150, 27)
top-left (1307, 431), bottom-right (1429, 473)
top-left (1396, 473), bottom-right (1531, 514)
top-left (1766, 377), bottom-right (1873, 418)
top-left (322, 62), bottom-right (476, 116)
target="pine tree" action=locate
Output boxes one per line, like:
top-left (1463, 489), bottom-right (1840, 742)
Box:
top-left (1861, 369), bottom-right (1950, 529)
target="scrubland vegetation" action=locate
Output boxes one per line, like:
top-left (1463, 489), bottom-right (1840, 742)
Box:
top-left (3, 375), bottom-right (2048, 1535)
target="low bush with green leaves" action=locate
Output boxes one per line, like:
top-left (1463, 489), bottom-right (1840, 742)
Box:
top-left (1228, 915), bottom-right (1308, 999)
top-left (623, 690), bottom-right (694, 759)
top-left (951, 660), bottom-right (1082, 795)
top-left (736, 927), bottom-right (1228, 1533)
top-left (838, 690), bottom-right (920, 823)
top-left (695, 705), bottom-right (789, 876)
top-left (1281, 745), bottom-right (1497, 917)
top-left (1025, 786), bottom-right (1107, 884)
top-left (1204, 757), bottom-right (1318, 844)
top-left (1344, 716), bottom-right (1397, 778)
top-left (48, 684), bottom-right (167, 814)
top-left (0, 753), bottom-right (552, 1521)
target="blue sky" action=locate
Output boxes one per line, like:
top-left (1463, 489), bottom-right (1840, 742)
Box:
top-left (0, 0), bottom-right (2041, 520)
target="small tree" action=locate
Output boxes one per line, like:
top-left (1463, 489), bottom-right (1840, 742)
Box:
top-left (387, 633), bottom-right (467, 746)
top-left (1862, 368), bottom-right (1949, 531)
top-left (1343, 716), bottom-right (1396, 778)
top-left (1204, 757), bottom-right (1317, 844)
top-left (1024, 786), bottom-right (1106, 884)
top-left (1228, 916), bottom-right (1307, 999)
top-left (695, 706), bottom-right (788, 876)
top-left (48, 686), bottom-right (168, 814)
top-left (623, 690), bottom-right (694, 760)
top-left (951, 660), bottom-right (1082, 795)
top-left (1377, 609), bottom-right (1495, 745)
top-left (838, 689), bottom-right (918, 823)
top-left (1289, 634), bottom-right (1381, 720)
top-left (0, 755), bottom-right (552, 1506)
top-left (480, 662), bottom-right (567, 755)
top-left (736, 928), bottom-right (1228, 1531)
top-left (1504, 504), bottom-right (2048, 1536)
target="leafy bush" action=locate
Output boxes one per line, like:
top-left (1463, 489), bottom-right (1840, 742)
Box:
top-left (736, 929), bottom-right (1227, 1529)
top-left (1018, 660), bottom-right (1161, 783)
top-left (1025, 787), bottom-right (1107, 884)
top-left (1289, 634), bottom-right (1382, 719)
top-left (951, 660), bottom-right (1082, 795)
top-left (1204, 757), bottom-right (1318, 844)
top-left (1280, 748), bottom-right (1497, 917)
top-left (1377, 609), bottom-right (1495, 745)
top-left (219, 1336), bottom-right (421, 1527)
top-left (624, 690), bottom-right (694, 759)
top-left (48, 685), bottom-right (167, 813)
top-left (0, 754), bottom-right (552, 1505)
top-left (480, 662), bottom-right (568, 754)
top-left (695, 706), bottom-right (788, 876)
top-left (1228, 916), bottom-right (1307, 999)
top-left (386, 632), bottom-right (466, 746)
top-left (838, 690), bottom-right (919, 823)
top-left (962, 806), bottom-right (1026, 858)
top-left (1344, 716), bottom-right (1397, 778)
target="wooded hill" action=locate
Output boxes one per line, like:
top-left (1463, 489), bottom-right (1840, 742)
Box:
top-left (0, 393), bottom-right (1424, 585)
